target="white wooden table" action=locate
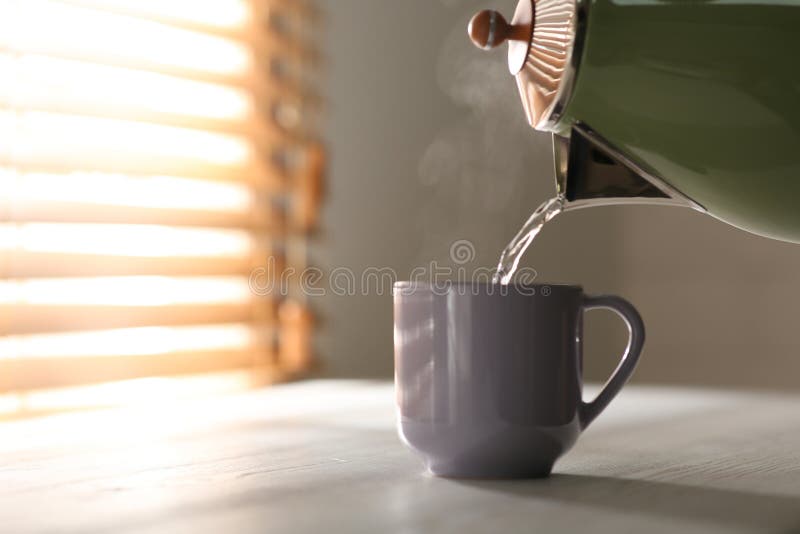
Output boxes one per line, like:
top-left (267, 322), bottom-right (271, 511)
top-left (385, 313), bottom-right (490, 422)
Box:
top-left (2, 380), bottom-right (800, 534)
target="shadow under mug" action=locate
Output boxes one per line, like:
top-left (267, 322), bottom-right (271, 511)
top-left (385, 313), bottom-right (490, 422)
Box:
top-left (393, 282), bottom-right (644, 478)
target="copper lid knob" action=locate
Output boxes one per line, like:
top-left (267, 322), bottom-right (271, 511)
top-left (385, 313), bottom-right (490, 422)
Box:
top-left (468, 9), bottom-right (532, 51)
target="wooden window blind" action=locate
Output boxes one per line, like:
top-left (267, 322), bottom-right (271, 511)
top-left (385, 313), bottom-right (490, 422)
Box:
top-left (0, 0), bottom-right (323, 409)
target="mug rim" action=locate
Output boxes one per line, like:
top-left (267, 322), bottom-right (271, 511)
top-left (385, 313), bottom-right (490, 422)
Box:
top-left (393, 281), bottom-right (582, 293)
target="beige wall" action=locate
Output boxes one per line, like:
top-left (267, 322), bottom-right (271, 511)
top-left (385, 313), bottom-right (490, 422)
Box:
top-left (319, 0), bottom-right (800, 390)
top-left (615, 206), bottom-right (800, 390)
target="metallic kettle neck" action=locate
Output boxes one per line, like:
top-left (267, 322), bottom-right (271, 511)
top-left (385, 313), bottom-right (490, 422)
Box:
top-left (554, 124), bottom-right (706, 212)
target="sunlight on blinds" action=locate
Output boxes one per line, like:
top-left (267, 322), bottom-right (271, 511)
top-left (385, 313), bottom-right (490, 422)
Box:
top-left (0, 111), bottom-right (254, 167)
top-left (0, 53), bottom-right (255, 120)
top-left (0, 0), bottom-right (324, 413)
top-left (0, 0), bottom-right (253, 75)
top-left (0, 324), bottom-right (255, 359)
top-left (62, 0), bottom-right (253, 29)
top-left (0, 225), bottom-right (254, 257)
top-left (0, 170), bottom-right (254, 212)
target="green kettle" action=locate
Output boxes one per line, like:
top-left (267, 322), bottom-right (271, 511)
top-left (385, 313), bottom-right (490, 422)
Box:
top-left (469, 0), bottom-right (800, 242)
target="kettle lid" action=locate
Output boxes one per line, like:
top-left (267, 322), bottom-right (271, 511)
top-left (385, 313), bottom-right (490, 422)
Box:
top-left (468, 0), bottom-right (577, 131)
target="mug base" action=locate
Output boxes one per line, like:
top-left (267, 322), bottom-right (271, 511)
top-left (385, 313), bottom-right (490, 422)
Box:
top-left (427, 461), bottom-right (554, 480)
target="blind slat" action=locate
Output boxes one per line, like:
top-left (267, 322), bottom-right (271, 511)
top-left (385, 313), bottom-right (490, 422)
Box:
top-left (0, 275), bottom-right (270, 334)
top-left (0, 254), bottom-right (264, 278)
top-left (1, 302), bottom-right (274, 336)
top-left (0, 275), bottom-right (254, 305)
top-left (0, 110), bottom-right (256, 168)
top-left (0, 0), bottom-right (253, 76)
top-left (0, 224), bottom-right (258, 256)
top-left (0, 321), bottom-right (276, 390)
top-left (58, 0), bottom-right (254, 33)
top-left (0, 52), bottom-right (255, 122)
top-left (0, 208), bottom-right (277, 229)
top-left (0, 109), bottom-right (312, 176)
top-left (0, 350), bottom-right (263, 391)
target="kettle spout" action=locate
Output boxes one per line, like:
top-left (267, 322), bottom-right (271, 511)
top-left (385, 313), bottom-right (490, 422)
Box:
top-left (555, 124), bottom-right (705, 212)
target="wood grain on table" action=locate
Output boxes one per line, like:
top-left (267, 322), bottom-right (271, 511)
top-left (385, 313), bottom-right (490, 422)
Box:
top-left (2, 380), bottom-right (800, 534)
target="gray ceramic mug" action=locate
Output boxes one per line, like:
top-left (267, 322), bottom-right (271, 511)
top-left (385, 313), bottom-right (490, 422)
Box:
top-left (393, 282), bottom-right (644, 478)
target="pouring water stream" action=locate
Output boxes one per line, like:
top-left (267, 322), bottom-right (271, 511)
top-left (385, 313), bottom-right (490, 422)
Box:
top-left (493, 195), bottom-right (567, 285)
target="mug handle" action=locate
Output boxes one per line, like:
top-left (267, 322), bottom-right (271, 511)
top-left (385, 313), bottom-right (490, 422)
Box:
top-left (579, 295), bottom-right (645, 430)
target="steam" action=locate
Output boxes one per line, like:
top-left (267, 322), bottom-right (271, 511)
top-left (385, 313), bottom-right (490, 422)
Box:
top-left (415, 0), bottom-right (553, 266)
